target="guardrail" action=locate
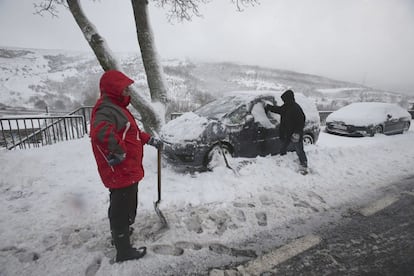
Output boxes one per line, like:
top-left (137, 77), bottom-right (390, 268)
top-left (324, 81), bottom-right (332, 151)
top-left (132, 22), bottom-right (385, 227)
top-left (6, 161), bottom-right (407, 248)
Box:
top-left (68, 106), bottom-right (93, 133)
top-left (0, 115), bottom-right (85, 150)
top-left (0, 106), bottom-right (93, 150)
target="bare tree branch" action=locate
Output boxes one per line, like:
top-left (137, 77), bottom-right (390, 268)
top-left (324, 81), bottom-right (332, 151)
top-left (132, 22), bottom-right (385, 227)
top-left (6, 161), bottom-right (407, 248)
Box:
top-left (154, 0), bottom-right (259, 22)
top-left (33, 0), bottom-right (68, 17)
top-left (155, 0), bottom-right (208, 22)
top-left (232, 0), bottom-right (259, 12)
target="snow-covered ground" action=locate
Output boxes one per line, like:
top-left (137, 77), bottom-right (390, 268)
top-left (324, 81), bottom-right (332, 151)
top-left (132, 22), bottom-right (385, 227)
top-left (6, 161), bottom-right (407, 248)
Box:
top-left (1, 123), bottom-right (414, 275)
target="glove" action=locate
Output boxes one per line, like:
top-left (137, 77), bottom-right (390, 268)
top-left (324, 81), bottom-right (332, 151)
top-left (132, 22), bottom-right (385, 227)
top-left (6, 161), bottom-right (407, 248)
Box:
top-left (148, 137), bottom-right (164, 150)
top-left (107, 153), bottom-right (126, 166)
top-left (264, 104), bottom-right (273, 113)
top-left (291, 133), bottom-right (300, 143)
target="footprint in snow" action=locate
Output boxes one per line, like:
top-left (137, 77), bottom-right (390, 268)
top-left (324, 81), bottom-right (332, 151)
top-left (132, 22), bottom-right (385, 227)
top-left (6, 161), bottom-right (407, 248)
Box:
top-left (294, 200), bottom-right (319, 212)
top-left (255, 212), bottom-right (267, 226)
top-left (235, 209), bottom-right (246, 222)
top-left (233, 202), bottom-right (256, 208)
top-left (1, 246), bottom-right (40, 263)
top-left (259, 195), bottom-right (273, 206)
top-left (307, 191), bottom-right (327, 204)
top-left (85, 257), bottom-right (101, 276)
top-left (151, 244), bottom-right (184, 256)
top-left (209, 243), bottom-right (257, 258)
top-left (209, 243), bottom-right (231, 255)
top-left (184, 214), bottom-right (203, 234)
top-left (174, 241), bottom-right (202, 251)
top-left (208, 211), bottom-right (237, 236)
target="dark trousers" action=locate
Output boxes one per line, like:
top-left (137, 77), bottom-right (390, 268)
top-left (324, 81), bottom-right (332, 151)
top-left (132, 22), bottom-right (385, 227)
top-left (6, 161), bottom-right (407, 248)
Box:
top-left (108, 183), bottom-right (138, 233)
top-left (280, 136), bottom-right (308, 167)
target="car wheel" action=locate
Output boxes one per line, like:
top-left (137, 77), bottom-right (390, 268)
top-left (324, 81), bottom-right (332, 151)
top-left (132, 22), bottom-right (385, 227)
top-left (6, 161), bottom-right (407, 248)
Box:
top-left (205, 143), bottom-right (232, 171)
top-left (403, 121), bottom-right (410, 133)
top-left (371, 125), bottom-right (383, 136)
top-left (303, 134), bottom-right (314, 145)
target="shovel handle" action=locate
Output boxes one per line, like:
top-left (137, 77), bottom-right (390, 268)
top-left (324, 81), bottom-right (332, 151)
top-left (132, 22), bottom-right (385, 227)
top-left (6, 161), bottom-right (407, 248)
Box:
top-left (157, 148), bottom-right (162, 202)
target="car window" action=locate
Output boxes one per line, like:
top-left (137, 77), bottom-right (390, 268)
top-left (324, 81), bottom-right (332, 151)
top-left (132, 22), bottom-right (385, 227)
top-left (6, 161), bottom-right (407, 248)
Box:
top-left (251, 102), bottom-right (275, 128)
top-left (262, 99), bottom-right (280, 125)
top-left (225, 104), bottom-right (249, 125)
top-left (194, 96), bottom-right (245, 119)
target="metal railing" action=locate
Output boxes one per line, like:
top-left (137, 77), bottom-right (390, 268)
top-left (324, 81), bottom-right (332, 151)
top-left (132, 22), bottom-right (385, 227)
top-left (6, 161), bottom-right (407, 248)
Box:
top-left (68, 106), bottom-right (93, 133)
top-left (0, 106), bottom-right (93, 150)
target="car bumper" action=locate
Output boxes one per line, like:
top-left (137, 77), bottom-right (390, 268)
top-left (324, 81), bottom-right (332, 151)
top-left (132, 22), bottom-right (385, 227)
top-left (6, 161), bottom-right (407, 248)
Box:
top-left (325, 125), bottom-right (370, 137)
top-left (162, 142), bottom-right (210, 171)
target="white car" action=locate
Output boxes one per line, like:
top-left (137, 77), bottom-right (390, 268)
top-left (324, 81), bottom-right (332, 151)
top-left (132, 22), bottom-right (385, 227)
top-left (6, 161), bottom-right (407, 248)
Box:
top-left (325, 102), bottom-right (411, 137)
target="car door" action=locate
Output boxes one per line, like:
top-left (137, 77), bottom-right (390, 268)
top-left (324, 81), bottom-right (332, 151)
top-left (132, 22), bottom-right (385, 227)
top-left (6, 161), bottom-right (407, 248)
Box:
top-left (249, 98), bottom-right (281, 156)
top-left (225, 104), bottom-right (260, 158)
top-left (384, 110), bottom-right (402, 134)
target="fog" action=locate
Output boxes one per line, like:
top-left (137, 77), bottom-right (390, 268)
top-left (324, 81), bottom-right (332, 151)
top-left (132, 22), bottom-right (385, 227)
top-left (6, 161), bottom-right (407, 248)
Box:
top-left (1, 0), bottom-right (413, 95)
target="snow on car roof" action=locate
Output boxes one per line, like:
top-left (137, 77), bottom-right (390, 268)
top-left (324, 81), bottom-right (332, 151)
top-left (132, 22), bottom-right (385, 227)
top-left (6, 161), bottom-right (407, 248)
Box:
top-left (224, 90), bottom-right (320, 122)
top-left (326, 102), bottom-right (411, 126)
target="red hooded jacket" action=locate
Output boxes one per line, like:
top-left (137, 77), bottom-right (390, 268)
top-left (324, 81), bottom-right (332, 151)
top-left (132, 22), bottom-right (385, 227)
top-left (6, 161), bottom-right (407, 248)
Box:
top-left (90, 70), bottom-right (151, 189)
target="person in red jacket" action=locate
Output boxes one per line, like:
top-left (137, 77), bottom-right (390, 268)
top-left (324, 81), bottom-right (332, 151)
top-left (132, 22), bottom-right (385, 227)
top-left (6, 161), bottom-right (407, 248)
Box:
top-left (90, 70), bottom-right (163, 263)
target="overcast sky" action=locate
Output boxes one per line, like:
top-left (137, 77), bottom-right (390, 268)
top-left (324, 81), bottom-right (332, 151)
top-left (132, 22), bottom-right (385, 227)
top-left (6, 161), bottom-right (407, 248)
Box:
top-left (1, 0), bottom-right (414, 95)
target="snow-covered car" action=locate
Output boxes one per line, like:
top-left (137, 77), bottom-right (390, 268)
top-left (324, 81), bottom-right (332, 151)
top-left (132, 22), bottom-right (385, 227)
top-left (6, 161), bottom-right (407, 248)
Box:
top-left (325, 102), bottom-right (411, 137)
top-left (160, 90), bottom-right (321, 171)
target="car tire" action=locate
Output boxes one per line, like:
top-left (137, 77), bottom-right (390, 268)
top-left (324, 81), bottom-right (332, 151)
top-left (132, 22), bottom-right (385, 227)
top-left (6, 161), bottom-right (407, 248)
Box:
top-left (205, 143), bottom-right (232, 171)
top-left (303, 134), bottom-right (314, 145)
top-left (371, 125), bottom-right (383, 136)
top-left (402, 121), bottom-right (410, 133)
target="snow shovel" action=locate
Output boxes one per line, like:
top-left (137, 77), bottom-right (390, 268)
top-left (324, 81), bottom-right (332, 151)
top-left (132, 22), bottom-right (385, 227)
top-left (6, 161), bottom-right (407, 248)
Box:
top-left (154, 148), bottom-right (168, 228)
top-left (218, 141), bottom-right (239, 176)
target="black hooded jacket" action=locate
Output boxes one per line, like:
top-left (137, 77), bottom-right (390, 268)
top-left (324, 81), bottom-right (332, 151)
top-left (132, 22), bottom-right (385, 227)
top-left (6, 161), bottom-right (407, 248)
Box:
top-left (266, 90), bottom-right (306, 139)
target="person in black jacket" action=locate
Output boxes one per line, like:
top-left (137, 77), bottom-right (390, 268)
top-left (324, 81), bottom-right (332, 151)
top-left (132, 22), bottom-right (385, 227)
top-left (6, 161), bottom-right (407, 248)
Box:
top-left (265, 89), bottom-right (308, 172)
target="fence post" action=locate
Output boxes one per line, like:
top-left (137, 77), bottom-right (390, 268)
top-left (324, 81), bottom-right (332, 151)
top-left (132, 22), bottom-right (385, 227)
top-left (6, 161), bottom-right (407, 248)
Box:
top-left (0, 120), bottom-right (8, 149)
top-left (82, 107), bottom-right (88, 134)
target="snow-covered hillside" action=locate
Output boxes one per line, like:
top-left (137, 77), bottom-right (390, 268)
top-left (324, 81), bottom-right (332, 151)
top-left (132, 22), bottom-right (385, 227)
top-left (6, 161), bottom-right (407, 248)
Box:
top-left (0, 125), bottom-right (414, 275)
top-left (1, 46), bottom-right (413, 116)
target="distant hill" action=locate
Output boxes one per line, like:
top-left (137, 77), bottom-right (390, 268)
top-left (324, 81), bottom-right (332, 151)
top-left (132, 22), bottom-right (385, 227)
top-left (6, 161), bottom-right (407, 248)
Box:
top-left (1, 46), bottom-right (413, 117)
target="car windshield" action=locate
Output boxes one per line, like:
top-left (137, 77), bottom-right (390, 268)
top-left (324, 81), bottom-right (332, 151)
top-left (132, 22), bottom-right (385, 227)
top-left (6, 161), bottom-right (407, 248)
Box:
top-left (194, 96), bottom-right (246, 119)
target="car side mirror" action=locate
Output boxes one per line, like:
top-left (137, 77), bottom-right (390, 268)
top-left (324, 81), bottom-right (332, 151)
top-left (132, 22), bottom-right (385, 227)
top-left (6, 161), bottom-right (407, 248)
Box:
top-left (387, 114), bottom-right (392, 120)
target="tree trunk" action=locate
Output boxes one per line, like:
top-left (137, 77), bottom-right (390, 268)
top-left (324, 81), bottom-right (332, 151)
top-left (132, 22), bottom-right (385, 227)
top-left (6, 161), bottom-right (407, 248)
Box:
top-left (66, 0), bottom-right (161, 134)
top-left (131, 0), bottom-right (169, 104)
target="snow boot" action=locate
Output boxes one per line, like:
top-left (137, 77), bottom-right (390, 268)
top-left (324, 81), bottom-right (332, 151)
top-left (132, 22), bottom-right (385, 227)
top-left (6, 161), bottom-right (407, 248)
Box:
top-left (299, 163), bottom-right (308, 175)
top-left (112, 229), bottom-right (146, 263)
top-left (110, 227), bottom-right (134, 246)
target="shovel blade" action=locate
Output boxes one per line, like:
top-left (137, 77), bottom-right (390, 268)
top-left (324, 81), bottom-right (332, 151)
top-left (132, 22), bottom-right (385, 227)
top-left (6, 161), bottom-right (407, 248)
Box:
top-left (154, 201), bottom-right (168, 228)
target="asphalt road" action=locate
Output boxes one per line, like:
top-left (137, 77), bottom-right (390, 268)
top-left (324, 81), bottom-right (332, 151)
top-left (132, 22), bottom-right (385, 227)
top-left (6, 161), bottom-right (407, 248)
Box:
top-left (271, 187), bottom-right (414, 275)
top-left (211, 177), bottom-right (414, 276)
